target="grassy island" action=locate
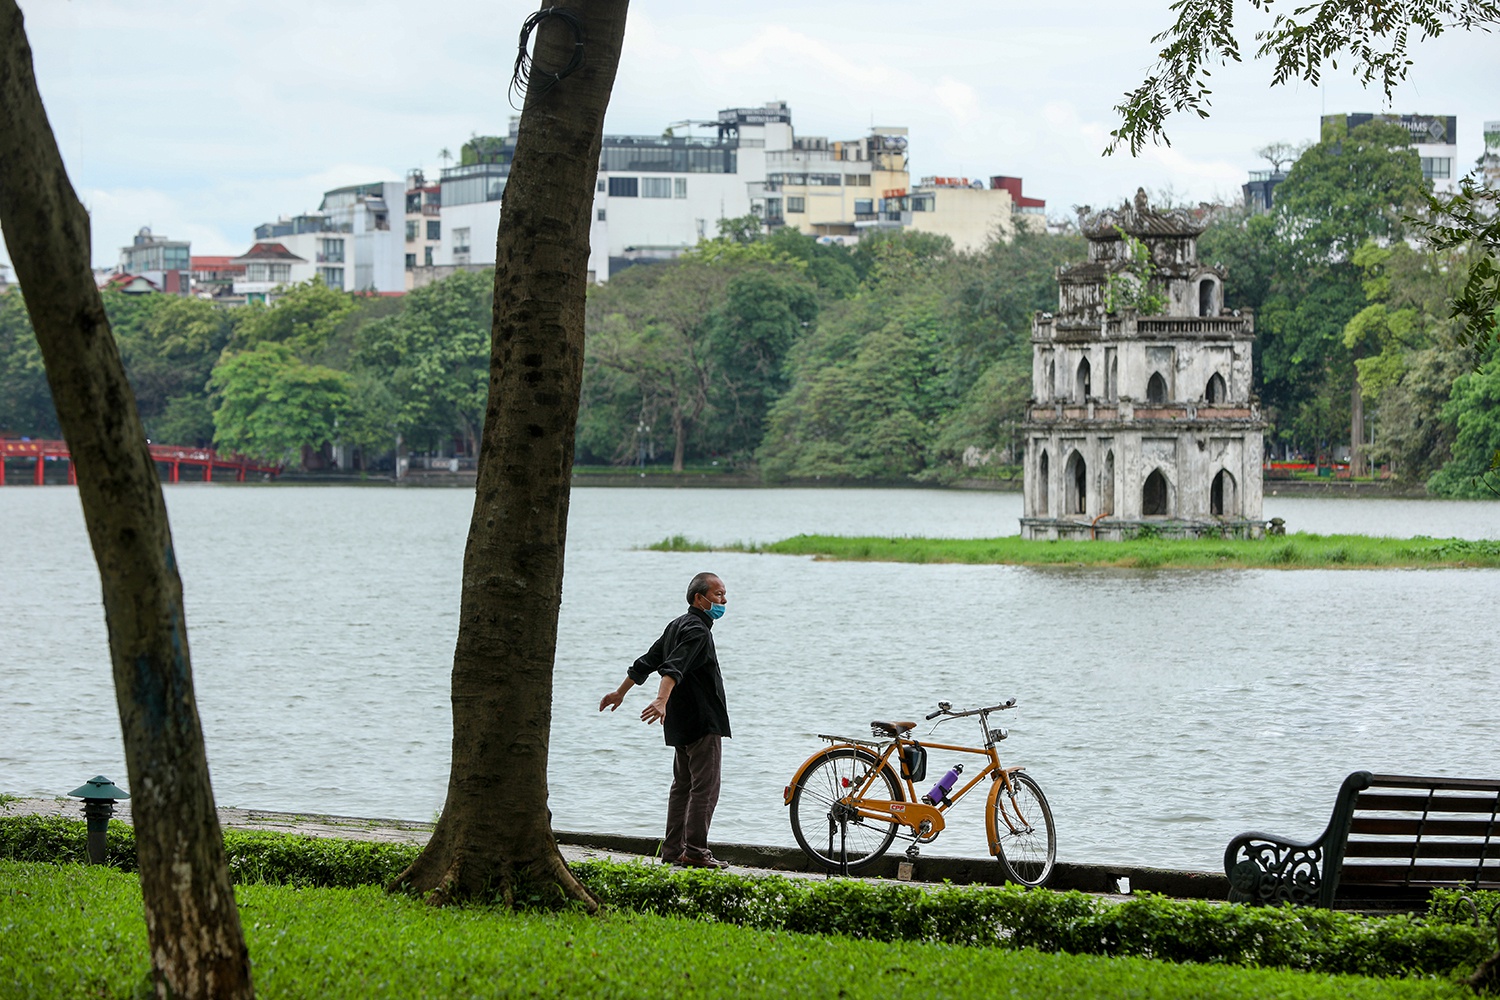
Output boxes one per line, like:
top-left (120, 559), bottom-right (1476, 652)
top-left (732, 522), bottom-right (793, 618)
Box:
top-left (648, 533), bottom-right (1500, 570)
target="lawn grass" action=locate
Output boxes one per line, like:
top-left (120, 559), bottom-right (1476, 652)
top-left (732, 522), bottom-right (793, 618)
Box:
top-left (0, 861), bottom-right (1473, 1000)
top-left (647, 532), bottom-right (1500, 569)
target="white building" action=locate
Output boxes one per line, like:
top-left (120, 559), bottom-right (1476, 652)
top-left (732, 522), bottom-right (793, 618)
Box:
top-left (1322, 113), bottom-right (1459, 192)
top-left (230, 242), bottom-right (310, 304)
top-left (251, 181), bottom-right (405, 293)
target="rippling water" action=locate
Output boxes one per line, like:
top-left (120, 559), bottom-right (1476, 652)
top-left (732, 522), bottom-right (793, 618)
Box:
top-left (2, 485), bottom-right (1497, 870)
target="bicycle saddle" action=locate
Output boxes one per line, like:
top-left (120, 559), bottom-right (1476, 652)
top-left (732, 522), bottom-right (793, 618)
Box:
top-left (870, 720), bottom-right (916, 737)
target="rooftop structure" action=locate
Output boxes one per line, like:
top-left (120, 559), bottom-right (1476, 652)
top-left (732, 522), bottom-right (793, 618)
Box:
top-left (1022, 189), bottom-right (1265, 540)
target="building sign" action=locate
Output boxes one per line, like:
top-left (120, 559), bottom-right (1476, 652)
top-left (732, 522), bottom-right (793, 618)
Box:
top-left (719, 106), bottom-right (792, 126)
top-left (1323, 113), bottom-right (1458, 145)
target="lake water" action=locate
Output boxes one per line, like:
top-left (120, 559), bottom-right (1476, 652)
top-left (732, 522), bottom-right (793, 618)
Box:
top-left (3, 485), bottom-right (1497, 871)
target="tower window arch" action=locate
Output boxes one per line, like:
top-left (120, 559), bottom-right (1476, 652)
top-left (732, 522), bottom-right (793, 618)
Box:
top-left (1206, 372), bottom-right (1227, 404)
top-left (1075, 358), bottom-right (1091, 402)
top-left (1037, 450), bottom-right (1049, 516)
top-left (1046, 359), bottom-right (1056, 400)
top-left (1065, 451), bottom-right (1087, 515)
top-left (1211, 469), bottom-right (1237, 516)
top-left (1146, 372), bottom-right (1168, 404)
top-left (1142, 469), bottom-right (1170, 516)
top-left (1102, 450), bottom-right (1115, 515)
top-left (1198, 278), bottom-right (1216, 317)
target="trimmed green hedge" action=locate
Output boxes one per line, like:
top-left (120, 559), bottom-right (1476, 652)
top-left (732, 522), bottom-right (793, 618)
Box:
top-left (4, 816), bottom-right (1495, 982)
top-left (0, 815), bottom-right (421, 887)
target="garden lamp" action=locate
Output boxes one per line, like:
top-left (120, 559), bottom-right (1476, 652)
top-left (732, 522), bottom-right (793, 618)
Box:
top-left (67, 775), bottom-right (129, 865)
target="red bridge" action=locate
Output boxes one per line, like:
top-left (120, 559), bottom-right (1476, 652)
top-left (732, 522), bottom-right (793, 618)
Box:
top-left (1, 439), bottom-right (281, 486)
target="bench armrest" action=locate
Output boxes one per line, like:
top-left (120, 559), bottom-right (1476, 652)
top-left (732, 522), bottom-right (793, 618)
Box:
top-left (1223, 771), bottom-right (1373, 908)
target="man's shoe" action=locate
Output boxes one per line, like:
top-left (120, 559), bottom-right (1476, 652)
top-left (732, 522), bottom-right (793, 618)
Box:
top-left (674, 854), bottom-right (730, 869)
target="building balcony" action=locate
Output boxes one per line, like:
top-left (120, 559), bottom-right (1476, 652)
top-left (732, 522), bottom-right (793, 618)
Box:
top-left (1034, 312), bottom-right (1254, 342)
top-left (422, 203), bottom-right (441, 216)
top-left (1025, 399), bottom-right (1261, 426)
top-left (315, 253), bottom-right (345, 264)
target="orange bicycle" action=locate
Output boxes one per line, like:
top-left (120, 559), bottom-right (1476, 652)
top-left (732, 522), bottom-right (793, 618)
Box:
top-left (784, 699), bottom-right (1056, 885)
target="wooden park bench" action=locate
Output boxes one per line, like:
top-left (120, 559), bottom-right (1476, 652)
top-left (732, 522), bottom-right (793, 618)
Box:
top-left (1225, 771), bottom-right (1500, 910)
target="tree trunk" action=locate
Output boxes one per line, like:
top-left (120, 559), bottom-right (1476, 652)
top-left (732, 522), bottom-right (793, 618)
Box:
top-left (393, 0), bottom-right (629, 908)
top-left (0, 6), bottom-right (253, 998)
top-left (1350, 366), bottom-right (1367, 478)
top-left (671, 403), bottom-right (686, 473)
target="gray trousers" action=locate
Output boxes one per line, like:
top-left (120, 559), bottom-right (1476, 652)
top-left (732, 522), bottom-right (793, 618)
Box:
top-left (663, 733), bottom-right (722, 860)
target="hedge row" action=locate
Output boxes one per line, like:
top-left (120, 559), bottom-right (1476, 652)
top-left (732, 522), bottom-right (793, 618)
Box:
top-left (4, 815), bottom-right (1495, 982)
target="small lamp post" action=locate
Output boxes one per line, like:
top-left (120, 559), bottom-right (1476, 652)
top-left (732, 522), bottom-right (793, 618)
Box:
top-left (67, 775), bottom-right (130, 865)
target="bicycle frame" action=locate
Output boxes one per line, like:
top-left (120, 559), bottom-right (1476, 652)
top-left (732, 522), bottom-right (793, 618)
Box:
top-left (783, 704), bottom-right (1037, 858)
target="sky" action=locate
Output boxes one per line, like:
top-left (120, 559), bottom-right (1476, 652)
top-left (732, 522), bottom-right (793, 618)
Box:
top-left (4, 0), bottom-right (1498, 270)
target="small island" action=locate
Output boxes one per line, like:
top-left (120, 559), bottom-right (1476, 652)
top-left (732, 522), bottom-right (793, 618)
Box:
top-left (649, 533), bottom-right (1500, 570)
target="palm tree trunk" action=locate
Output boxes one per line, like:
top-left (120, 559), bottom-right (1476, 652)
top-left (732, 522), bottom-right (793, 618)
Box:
top-left (393, 0), bottom-right (630, 907)
top-left (0, 5), bottom-right (252, 997)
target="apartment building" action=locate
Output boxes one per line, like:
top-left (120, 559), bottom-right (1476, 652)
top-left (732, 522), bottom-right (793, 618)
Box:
top-left (897, 175), bottom-right (1046, 251)
top-left (250, 181), bottom-right (405, 294)
top-left (754, 126), bottom-right (909, 239)
top-left (403, 170), bottom-right (443, 288)
top-left (117, 227), bottom-right (192, 295)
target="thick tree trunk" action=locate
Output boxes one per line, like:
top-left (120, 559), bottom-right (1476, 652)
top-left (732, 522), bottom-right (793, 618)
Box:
top-left (394, 0), bottom-right (629, 907)
top-left (0, 5), bottom-right (253, 998)
top-left (1350, 367), bottom-right (1367, 478)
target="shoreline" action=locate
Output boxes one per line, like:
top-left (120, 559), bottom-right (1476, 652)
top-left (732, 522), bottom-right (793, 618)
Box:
top-left (0, 796), bottom-right (1215, 898)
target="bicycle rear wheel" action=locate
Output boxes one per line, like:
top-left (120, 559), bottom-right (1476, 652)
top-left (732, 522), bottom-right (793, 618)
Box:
top-left (788, 747), bottom-right (903, 872)
top-left (994, 772), bottom-right (1056, 886)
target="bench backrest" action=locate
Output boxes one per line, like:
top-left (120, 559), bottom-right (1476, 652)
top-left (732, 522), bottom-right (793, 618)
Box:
top-left (1330, 773), bottom-right (1500, 908)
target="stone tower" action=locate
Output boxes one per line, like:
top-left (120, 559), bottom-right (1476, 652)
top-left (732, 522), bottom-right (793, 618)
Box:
top-left (1021, 190), bottom-right (1265, 540)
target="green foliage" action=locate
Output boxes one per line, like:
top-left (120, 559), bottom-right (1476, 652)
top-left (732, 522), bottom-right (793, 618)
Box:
top-left (1416, 178), bottom-right (1500, 355)
top-left (1104, 228), bottom-right (1169, 315)
top-left (232, 278), bottom-right (358, 356)
top-left (0, 289), bottom-right (57, 437)
top-left (209, 341), bottom-right (354, 464)
top-left (1109, 0), bottom-right (1500, 155)
top-left (1428, 363), bottom-right (1500, 496)
top-left (2, 861), bottom-right (1472, 1000)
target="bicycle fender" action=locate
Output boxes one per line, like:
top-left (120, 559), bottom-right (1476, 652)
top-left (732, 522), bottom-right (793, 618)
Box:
top-left (984, 767), bottom-right (1027, 857)
top-left (783, 743), bottom-right (871, 806)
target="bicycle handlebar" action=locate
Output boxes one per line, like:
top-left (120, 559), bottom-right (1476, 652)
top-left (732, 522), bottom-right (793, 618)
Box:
top-left (928, 698), bottom-right (1015, 719)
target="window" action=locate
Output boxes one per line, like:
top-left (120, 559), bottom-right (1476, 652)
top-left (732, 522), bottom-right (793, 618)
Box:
top-left (674, 177), bottom-right (687, 198)
top-left (1198, 278), bottom-right (1216, 316)
top-left (406, 192), bottom-right (421, 213)
top-left (599, 145), bottom-right (736, 174)
top-left (318, 267), bottom-right (343, 288)
top-left (426, 220), bottom-right (441, 241)
top-left (405, 253), bottom-right (416, 270)
top-left (597, 208), bottom-right (607, 222)
top-left (1421, 157), bottom-right (1452, 180)
top-left (1076, 358), bottom-right (1091, 402)
top-left (854, 198), bottom-right (874, 215)
top-left (786, 196), bottom-right (806, 213)
top-left (268, 263), bottom-right (291, 284)
top-left (1206, 372), bottom-right (1227, 404)
top-left (452, 228), bottom-right (471, 254)
top-left (1065, 452), bottom-right (1087, 515)
top-left (1102, 451), bottom-right (1115, 515)
top-left (1036, 451), bottom-right (1049, 515)
top-left (608, 176), bottom-right (639, 197)
top-left (424, 246), bottom-right (433, 267)
top-left (405, 220), bottom-right (419, 242)
top-left (1142, 470), bottom-right (1169, 516)
top-left (846, 174), bottom-right (871, 186)
top-left (597, 179), bottom-right (606, 192)
top-left (245, 262), bottom-right (267, 282)
top-left (641, 177), bottom-right (673, 198)
top-left (911, 195), bottom-right (934, 212)
top-left (1211, 469), bottom-right (1236, 516)
top-left (1146, 372), bottom-right (1168, 404)
top-left (319, 238), bottom-right (344, 263)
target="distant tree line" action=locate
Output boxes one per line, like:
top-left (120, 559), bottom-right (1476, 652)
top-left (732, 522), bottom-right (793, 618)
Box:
top-left (2, 137), bottom-right (1495, 492)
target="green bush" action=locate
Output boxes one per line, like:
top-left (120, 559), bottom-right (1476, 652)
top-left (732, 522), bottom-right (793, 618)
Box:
top-left (0, 816), bottom-right (419, 888)
top-left (3, 816), bottom-right (1493, 982)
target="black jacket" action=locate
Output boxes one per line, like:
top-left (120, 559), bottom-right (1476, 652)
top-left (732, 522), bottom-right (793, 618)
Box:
top-left (628, 606), bottom-right (731, 747)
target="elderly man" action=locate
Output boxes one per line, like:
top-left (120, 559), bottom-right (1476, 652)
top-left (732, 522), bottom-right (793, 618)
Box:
top-left (599, 571), bottom-right (731, 869)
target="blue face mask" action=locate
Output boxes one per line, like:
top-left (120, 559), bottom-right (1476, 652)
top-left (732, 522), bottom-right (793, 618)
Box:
top-left (706, 601), bottom-right (726, 620)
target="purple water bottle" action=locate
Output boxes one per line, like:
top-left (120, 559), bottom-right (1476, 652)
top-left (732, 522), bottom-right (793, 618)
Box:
top-left (921, 764), bottom-right (963, 805)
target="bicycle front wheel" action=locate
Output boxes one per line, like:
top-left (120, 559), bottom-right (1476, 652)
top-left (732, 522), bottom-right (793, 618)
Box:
top-left (788, 747), bottom-right (903, 872)
top-left (994, 772), bottom-right (1056, 887)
